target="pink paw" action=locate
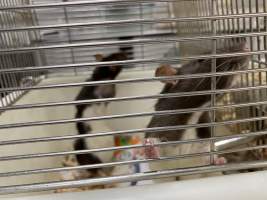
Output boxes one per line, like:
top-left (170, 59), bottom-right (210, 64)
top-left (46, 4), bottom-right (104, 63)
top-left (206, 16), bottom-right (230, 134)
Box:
top-left (213, 156), bottom-right (227, 165)
top-left (144, 138), bottom-right (160, 159)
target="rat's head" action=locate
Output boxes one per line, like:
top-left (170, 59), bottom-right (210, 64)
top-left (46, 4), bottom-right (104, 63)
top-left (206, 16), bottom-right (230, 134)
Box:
top-left (155, 41), bottom-right (249, 93)
top-left (155, 64), bottom-right (179, 87)
top-left (92, 52), bottom-right (127, 81)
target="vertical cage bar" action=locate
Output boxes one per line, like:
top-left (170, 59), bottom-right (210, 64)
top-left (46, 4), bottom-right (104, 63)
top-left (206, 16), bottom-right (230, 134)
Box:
top-left (210, 0), bottom-right (217, 164)
top-left (63, 2), bottom-right (77, 75)
top-left (221, 0), bottom-right (227, 36)
top-left (248, 0), bottom-right (258, 132)
top-left (31, 5), bottom-right (47, 72)
top-left (216, 0), bottom-right (222, 35)
top-left (167, 0), bottom-right (178, 59)
top-left (139, 3), bottom-right (145, 70)
top-left (236, 0), bottom-right (246, 132)
top-left (241, 0), bottom-right (253, 131)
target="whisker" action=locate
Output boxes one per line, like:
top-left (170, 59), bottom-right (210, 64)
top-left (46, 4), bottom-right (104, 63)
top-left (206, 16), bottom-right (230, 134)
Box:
top-left (190, 58), bottom-right (233, 93)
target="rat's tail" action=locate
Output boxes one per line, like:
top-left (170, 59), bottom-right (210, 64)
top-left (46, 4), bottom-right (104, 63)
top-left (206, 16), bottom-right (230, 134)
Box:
top-left (74, 139), bottom-right (102, 174)
top-left (75, 105), bottom-right (88, 136)
top-left (74, 105), bottom-right (102, 173)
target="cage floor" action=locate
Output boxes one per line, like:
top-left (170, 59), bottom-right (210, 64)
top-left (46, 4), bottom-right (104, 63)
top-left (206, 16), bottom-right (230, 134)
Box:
top-left (4, 170), bottom-right (267, 200)
top-left (0, 70), bottom-right (162, 191)
top-left (0, 68), bottom-right (253, 197)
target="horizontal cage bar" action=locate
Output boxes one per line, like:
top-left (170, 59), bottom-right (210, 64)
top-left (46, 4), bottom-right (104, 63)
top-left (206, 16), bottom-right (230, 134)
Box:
top-left (0, 160), bottom-right (267, 195)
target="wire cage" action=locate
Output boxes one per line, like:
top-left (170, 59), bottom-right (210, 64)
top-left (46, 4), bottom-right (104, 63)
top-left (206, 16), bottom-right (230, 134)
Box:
top-left (0, 1), bottom-right (44, 107)
top-left (174, 0), bottom-right (267, 161)
top-left (1, 0), bottom-right (267, 197)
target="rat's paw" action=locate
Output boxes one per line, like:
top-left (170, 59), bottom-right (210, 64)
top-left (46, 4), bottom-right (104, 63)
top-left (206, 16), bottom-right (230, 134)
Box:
top-left (214, 156), bottom-right (227, 165)
top-left (144, 138), bottom-right (160, 159)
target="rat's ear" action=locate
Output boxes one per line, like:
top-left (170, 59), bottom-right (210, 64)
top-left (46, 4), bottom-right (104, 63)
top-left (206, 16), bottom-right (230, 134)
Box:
top-left (94, 54), bottom-right (104, 62)
top-left (155, 64), bottom-right (178, 85)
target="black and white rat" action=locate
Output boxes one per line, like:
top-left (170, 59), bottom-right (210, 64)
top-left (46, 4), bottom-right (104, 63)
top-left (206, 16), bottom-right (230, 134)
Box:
top-left (144, 40), bottom-right (250, 181)
top-left (74, 51), bottom-right (128, 176)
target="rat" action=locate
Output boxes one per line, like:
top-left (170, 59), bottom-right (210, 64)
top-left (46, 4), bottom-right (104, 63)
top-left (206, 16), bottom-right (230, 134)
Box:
top-left (144, 40), bottom-right (250, 181)
top-left (74, 50), bottom-right (129, 176)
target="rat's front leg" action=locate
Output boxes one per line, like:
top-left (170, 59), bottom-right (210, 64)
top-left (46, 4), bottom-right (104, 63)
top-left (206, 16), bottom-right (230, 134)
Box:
top-left (213, 156), bottom-right (228, 165)
top-left (144, 138), bottom-right (160, 159)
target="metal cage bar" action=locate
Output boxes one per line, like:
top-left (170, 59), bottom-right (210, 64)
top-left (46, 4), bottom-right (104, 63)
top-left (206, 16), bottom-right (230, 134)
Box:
top-left (0, 0), bottom-right (267, 196)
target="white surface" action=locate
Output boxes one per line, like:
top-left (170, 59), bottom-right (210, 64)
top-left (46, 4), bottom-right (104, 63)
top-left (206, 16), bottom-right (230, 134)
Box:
top-left (0, 70), bottom-right (162, 187)
top-left (4, 170), bottom-right (267, 200)
top-left (1, 69), bottom-right (259, 199)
